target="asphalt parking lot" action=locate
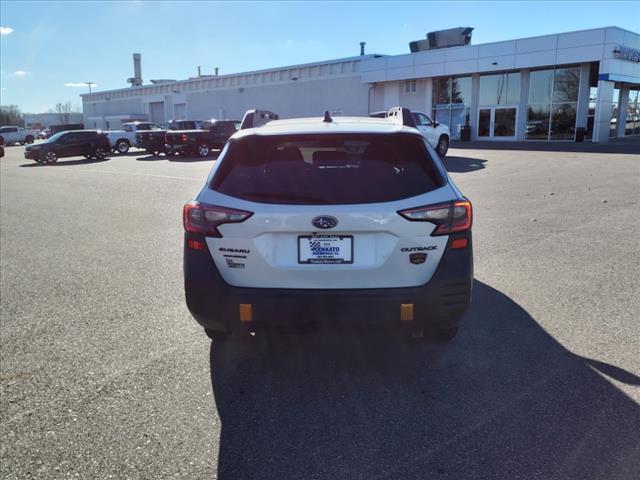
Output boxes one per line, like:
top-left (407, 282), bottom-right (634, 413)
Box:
top-left (1, 140), bottom-right (639, 479)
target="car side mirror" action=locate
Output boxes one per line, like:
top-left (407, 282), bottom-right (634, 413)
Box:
top-left (432, 121), bottom-right (439, 128)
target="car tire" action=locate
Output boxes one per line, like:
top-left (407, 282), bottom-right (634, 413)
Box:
top-left (25, 135), bottom-right (35, 144)
top-left (197, 143), bottom-right (210, 158)
top-left (94, 147), bottom-right (108, 159)
top-left (43, 151), bottom-right (58, 164)
top-left (437, 135), bottom-right (449, 157)
top-left (434, 326), bottom-right (458, 342)
top-left (115, 139), bottom-right (130, 154)
top-left (205, 328), bottom-right (231, 342)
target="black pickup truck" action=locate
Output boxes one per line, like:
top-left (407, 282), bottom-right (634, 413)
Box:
top-left (135, 120), bottom-right (204, 155)
top-left (164, 119), bottom-right (239, 157)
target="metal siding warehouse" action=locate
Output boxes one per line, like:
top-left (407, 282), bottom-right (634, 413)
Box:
top-left (82, 26), bottom-right (640, 143)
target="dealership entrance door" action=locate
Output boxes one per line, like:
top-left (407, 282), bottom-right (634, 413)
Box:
top-left (477, 107), bottom-right (517, 140)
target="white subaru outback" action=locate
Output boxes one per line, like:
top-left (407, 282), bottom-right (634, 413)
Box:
top-left (184, 107), bottom-right (473, 342)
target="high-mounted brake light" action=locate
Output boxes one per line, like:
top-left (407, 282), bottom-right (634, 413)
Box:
top-left (183, 201), bottom-right (253, 238)
top-left (398, 199), bottom-right (472, 235)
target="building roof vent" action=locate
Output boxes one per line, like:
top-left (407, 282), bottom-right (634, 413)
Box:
top-left (409, 27), bottom-right (473, 52)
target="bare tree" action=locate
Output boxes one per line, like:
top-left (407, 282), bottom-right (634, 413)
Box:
top-left (55, 101), bottom-right (72, 124)
top-left (0, 105), bottom-right (25, 126)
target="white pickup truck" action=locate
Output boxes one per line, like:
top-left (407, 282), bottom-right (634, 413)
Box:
top-left (106, 121), bottom-right (163, 154)
top-left (0, 126), bottom-right (37, 146)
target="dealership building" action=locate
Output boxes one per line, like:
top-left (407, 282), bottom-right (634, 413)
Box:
top-left (82, 25), bottom-right (639, 143)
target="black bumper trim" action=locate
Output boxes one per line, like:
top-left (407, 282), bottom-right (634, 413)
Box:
top-left (184, 232), bottom-right (473, 332)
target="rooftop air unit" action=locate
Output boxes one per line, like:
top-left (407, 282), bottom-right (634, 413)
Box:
top-left (409, 27), bottom-right (473, 53)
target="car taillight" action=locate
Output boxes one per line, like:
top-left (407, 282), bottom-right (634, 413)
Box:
top-left (398, 199), bottom-right (472, 235)
top-left (183, 201), bottom-right (253, 238)
top-left (181, 134), bottom-right (189, 143)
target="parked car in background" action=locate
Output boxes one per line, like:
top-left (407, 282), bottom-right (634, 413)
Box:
top-left (137, 120), bottom-right (216, 156)
top-left (165, 119), bottom-right (239, 157)
top-left (0, 126), bottom-right (37, 146)
top-left (167, 120), bottom-right (204, 131)
top-left (37, 128), bottom-right (51, 140)
top-left (0, 135), bottom-right (4, 158)
top-left (24, 130), bottom-right (111, 164)
top-left (135, 129), bottom-right (168, 156)
top-left (106, 121), bottom-right (163, 154)
top-left (370, 110), bottom-right (450, 156)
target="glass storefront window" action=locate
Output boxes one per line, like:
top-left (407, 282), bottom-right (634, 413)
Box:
top-left (610, 88), bottom-right (620, 138)
top-left (528, 69), bottom-right (554, 105)
top-left (626, 89), bottom-right (640, 135)
top-left (432, 76), bottom-right (471, 139)
top-left (451, 77), bottom-right (471, 104)
top-left (433, 78), bottom-right (451, 107)
top-left (527, 66), bottom-right (581, 140)
top-left (550, 103), bottom-right (577, 140)
top-left (526, 104), bottom-right (551, 140)
top-left (552, 67), bottom-right (580, 103)
top-left (479, 72), bottom-right (520, 106)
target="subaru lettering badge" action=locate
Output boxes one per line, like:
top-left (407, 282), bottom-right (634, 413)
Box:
top-left (312, 216), bottom-right (338, 229)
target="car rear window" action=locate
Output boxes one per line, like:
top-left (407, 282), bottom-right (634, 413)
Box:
top-left (211, 133), bottom-right (445, 205)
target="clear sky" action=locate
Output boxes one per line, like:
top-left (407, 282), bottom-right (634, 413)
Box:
top-left (1, 0), bottom-right (639, 113)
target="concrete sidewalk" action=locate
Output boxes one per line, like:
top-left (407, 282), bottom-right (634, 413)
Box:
top-left (451, 135), bottom-right (640, 154)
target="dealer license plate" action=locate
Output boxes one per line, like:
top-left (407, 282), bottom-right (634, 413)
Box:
top-left (298, 235), bottom-right (353, 264)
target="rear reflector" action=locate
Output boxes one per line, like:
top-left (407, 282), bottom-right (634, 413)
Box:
top-left (451, 238), bottom-right (469, 249)
top-left (398, 199), bottom-right (472, 236)
top-left (187, 239), bottom-right (205, 251)
top-left (239, 304), bottom-right (253, 322)
top-left (400, 304), bottom-right (414, 321)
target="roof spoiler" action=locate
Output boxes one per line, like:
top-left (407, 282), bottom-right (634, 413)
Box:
top-left (386, 106), bottom-right (417, 128)
top-left (240, 109), bottom-right (280, 130)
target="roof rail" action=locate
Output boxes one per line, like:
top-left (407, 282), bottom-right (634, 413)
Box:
top-left (386, 106), bottom-right (417, 128)
top-left (240, 109), bottom-right (279, 130)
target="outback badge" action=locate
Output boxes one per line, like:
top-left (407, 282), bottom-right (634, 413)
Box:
top-left (409, 253), bottom-right (427, 265)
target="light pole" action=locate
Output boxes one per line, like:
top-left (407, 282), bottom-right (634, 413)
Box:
top-left (86, 82), bottom-right (95, 94)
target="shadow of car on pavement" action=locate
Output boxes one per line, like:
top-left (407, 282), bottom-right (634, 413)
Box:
top-left (136, 152), bottom-right (220, 162)
top-left (19, 157), bottom-right (111, 167)
top-left (441, 155), bottom-right (487, 173)
top-left (209, 280), bottom-right (640, 480)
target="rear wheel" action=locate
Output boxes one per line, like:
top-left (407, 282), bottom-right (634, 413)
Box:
top-left (437, 135), bottom-right (449, 157)
top-left (434, 326), bottom-right (458, 342)
top-left (205, 328), bottom-right (231, 343)
top-left (115, 139), bottom-right (130, 154)
top-left (43, 151), bottom-right (58, 164)
top-left (94, 147), bottom-right (108, 159)
top-left (25, 135), bottom-right (35, 144)
top-left (197, 143), bottom-right (210, 158)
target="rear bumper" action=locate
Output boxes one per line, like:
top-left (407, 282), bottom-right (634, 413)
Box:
top-left (136, 138), bottom-right (164, 150)
top-left (165, 144), bottom-right (190, 154)
top-left (184, 232), bottom-right (473, 332)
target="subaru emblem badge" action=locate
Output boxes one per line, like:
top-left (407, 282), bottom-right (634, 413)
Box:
top-left (312, 216), bottom-right (338, 229)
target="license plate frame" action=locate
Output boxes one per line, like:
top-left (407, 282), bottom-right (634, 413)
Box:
top-left (298, 235), bottom-right (354, 264)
